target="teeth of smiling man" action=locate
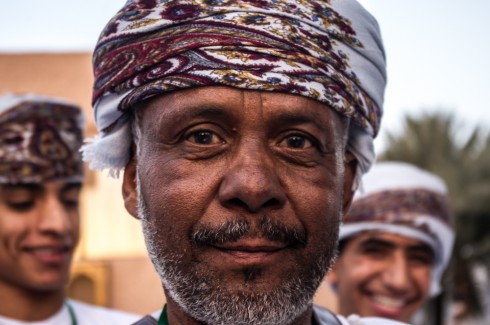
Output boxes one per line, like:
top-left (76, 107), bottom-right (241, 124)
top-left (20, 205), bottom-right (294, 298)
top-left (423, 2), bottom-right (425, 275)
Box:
top-left (372, 294), bottom-right (405, 308)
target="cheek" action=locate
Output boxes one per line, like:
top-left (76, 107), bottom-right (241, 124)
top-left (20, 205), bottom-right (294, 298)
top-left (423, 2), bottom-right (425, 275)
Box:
top-left (292, 175), bottom-right (343, 233)
top-left (139, 144), bottom-right (226, 215)
top-left (138, 164), bottom-right (218, 252)
top-left (0, 213), bottom-right (31, 244)
top-left (413, 267), bottom-right (432, 295)
top-left (338, 257), bottom-right (380, 291)
top-left (70, 212), bottom-right (81, 243)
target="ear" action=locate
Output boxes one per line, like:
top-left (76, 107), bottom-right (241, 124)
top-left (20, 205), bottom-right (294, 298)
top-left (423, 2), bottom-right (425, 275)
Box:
top-left (122, 154), bottom-right (139, 219)
top-left (342, 151), bottom-right (358, 217)
top-left (327, 261), bottom-right (339, 288)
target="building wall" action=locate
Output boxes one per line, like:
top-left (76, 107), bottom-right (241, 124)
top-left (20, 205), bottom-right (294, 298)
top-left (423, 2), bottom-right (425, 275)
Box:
top-left (0, 52), bottom-right (337, 315)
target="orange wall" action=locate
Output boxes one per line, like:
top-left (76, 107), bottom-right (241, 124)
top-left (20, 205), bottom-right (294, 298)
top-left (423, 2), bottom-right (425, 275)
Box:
top-left (0, 53), bottom-right (94, 127)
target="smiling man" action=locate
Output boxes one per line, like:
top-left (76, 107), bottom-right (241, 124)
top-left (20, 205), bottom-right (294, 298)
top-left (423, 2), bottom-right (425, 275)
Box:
top-left (328, 162), bottom-right (455, 323)
top-left (81, 0), bottom-right (405, 324)
top-left (0, 94), bottom-right (139, 324)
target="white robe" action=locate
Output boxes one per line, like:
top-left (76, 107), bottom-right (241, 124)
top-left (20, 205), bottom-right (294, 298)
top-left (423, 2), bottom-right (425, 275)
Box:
top-left (0, 299), bottom-right (140, 325)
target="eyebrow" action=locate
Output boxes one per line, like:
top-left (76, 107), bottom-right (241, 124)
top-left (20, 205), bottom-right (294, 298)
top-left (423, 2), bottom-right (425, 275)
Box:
top-left (2, 183), bottom-right (43, 192)
top-left (1, 182), bottom-right (82, 194)
top-left (169, 105), bottom-right (234, 125)
top-left (360, 237), bottom-right (434, 255)
top-left (272, 112), bottom-right (326, 130)
top-left (360, 237), bottom-right (396, 249)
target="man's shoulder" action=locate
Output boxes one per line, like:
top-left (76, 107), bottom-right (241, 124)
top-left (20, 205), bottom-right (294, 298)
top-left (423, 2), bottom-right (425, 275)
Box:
top-left (312, 305), bottom-right (409, 325)
top-left (69, 300), bottom-right (141, 324)
top-left (312, 305), bottom-right (343, 324)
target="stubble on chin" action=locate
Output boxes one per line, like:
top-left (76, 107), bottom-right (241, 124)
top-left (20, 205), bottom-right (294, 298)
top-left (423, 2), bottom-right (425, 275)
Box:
top-left (136, 173), bottom-right (339, 325)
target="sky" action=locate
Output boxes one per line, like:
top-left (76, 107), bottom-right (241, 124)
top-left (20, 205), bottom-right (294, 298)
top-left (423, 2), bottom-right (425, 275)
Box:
top-left (1, 0), bottom-right (489, 152)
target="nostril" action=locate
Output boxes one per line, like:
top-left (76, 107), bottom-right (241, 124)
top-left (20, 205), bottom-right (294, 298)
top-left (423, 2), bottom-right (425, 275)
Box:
top-left (223, 197), bottom-right (283, 212)
top-left (226, 198), bottom-right (249, 209)
top-left (263, 198), bottom-right (282, 209)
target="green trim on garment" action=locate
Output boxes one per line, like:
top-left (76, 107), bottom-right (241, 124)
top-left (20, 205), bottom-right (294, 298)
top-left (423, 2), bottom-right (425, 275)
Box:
top-left (66, 301), bottom-right (78, 325)
top-left (157, 305), bottom-right (169, 325)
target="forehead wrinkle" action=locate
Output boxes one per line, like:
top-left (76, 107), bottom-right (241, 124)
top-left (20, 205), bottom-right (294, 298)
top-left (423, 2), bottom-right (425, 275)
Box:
top-left (146, 101), bottom-right (237, 133)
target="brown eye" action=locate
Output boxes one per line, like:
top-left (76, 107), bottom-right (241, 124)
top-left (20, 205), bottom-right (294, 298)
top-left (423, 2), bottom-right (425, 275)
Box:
top-left (278, 134), bottom-right (313, 149)
top-left (187, 130), bottom-right (223, 145)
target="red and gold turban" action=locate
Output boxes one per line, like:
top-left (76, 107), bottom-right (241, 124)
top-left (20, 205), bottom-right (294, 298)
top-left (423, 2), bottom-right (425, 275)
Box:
top-left (0, 94), bottom-right (84, 184)
top-left (83, 0), bottom-right (386, 180)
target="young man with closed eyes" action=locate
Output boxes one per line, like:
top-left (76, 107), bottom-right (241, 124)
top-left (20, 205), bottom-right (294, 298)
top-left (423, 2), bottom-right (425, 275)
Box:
top-left (0, 94), bottom-right (139, 324)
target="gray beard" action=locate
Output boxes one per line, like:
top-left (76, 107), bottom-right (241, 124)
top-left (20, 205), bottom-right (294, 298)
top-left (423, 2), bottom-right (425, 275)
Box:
top-left (137, 180), bottom-right (336, 325)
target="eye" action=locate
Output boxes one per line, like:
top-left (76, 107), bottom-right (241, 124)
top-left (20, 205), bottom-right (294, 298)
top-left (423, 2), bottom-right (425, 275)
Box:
top-left (60, 187), bottom-right (81, 210)
top-left (361, 244), bottom-right (387, 257)
top-left (278, 134), bottom-right (314, 149)
top-left (186, 130), bottom-right (224, 145)
top-left (6, 200), bottom-right (35, 212)
top-left (409, 252), bottom-right (434, 266)
top-left (62, 198), bottom-right (79, 209)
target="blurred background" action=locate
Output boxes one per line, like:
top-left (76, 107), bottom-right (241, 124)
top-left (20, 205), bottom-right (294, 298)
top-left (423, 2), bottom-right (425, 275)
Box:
top-left (1, 1), bottom-right (489, 323)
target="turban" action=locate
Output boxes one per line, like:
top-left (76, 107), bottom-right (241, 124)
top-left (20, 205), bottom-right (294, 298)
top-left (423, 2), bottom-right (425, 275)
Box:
top-left (340, 162), bottom-right (455, 296)
top-left (0, 94), bottom-right (84, 184)
top-left (82, 0), bottom-right (386, 180)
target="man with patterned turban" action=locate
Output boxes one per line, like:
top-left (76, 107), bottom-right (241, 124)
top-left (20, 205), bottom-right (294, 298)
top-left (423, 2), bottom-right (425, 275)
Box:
top-left (82, 0), bottom-right (403, 324)
top-left (0, 94), bottom-right (139, 324)
top-left (328, 162), bottom-right (454, 323)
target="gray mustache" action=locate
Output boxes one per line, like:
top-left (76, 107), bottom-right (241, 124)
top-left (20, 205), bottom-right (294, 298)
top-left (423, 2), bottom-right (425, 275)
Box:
top-left (191, 216), bottom-right (306, 247)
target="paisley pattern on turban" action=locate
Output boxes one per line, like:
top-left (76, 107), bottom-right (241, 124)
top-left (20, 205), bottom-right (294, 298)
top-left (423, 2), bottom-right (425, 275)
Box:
top-left (0, 94), bottom-right (84, 184)
top-left (347, 189), bottom-right (452, 239)
top-left (84, 0), bottom-right (386, 178)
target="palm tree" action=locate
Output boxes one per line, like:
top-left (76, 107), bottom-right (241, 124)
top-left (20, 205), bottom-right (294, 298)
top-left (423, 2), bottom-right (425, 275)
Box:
top-left (379, 111), bottom-right (490, 323)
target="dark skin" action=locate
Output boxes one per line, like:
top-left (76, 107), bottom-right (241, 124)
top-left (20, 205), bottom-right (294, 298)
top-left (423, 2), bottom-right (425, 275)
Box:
top-left (123, 86), bottom-right (357, 325)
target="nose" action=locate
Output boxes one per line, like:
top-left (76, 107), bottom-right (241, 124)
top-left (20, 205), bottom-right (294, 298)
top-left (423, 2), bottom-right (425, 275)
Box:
top-left (219, 141), bottom-right (286, 213)
top-left (38, 194), bottom-right (72, 236)
top-left (382, 251), bottom-right (412, 293)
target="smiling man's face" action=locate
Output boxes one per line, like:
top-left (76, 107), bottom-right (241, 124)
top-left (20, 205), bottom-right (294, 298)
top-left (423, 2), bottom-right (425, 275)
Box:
top-left (123, 86), bottom-right (356, 325)
top-left (329, 231), bottom-right (434, 322)
top-left (0, 181), bottom-right (81, 293)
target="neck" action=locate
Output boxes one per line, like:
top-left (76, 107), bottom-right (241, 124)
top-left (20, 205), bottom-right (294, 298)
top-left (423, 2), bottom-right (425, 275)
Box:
top-left (0, 281), bottom-right (65, 321)
top-left (165, 294), bottom-right (314, 325)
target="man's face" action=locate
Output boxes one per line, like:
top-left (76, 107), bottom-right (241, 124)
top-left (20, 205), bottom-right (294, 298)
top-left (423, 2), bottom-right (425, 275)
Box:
top-left (124, 86), bottom-right (356, 325)
top-left (0, 181), bottom-right (81, 293)
top-left (329, 231), bottom-right (434, 322)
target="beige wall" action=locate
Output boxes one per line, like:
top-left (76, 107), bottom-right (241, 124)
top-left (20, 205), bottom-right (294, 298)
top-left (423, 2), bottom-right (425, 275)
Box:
top-left (0, 52), bottom-right (337, 315)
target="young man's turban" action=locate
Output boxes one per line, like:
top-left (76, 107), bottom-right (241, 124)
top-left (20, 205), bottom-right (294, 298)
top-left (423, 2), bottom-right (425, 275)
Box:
top-left (82, 0), bottom-right (386, 180)
top-left (340, 162), bottom-right (455, 296)
top-left (0, 94), bottom-right (84, 184)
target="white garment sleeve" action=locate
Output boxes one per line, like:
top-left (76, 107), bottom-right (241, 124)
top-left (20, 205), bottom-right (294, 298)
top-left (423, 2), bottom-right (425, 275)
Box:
top-left (337, 314), bottom-right (410, 325)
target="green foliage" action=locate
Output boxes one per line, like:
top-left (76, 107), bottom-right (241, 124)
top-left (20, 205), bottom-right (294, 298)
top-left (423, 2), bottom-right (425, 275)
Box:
top-left (381, 113), bottom-right (488, 216)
